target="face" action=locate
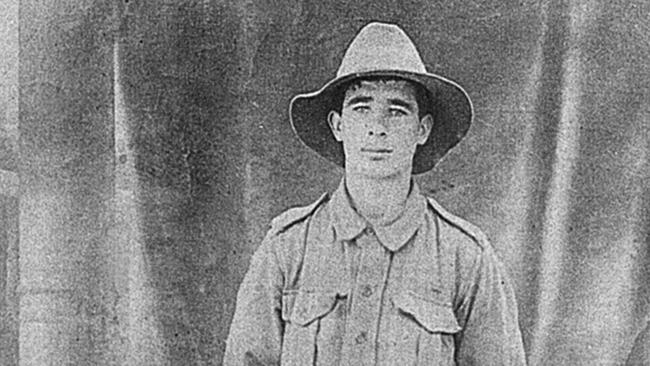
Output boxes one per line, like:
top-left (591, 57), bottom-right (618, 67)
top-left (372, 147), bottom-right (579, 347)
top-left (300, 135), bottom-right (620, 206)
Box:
top-left (328, 79), bottom-right (433, 179)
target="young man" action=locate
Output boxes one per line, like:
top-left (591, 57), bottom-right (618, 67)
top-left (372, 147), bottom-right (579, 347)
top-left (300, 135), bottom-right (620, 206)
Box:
top-left (225, 22), bottom-right (526, 365)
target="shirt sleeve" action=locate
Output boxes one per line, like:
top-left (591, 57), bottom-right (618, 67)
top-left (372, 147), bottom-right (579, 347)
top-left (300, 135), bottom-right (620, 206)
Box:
top-left (224, 233), bottom-right (285, 366)
top-left (454, 245), bottom-right (527, 366)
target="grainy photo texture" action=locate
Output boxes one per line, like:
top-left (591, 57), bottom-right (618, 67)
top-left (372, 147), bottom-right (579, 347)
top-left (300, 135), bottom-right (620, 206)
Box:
top-left (0, 1), bottom-right (648, 365)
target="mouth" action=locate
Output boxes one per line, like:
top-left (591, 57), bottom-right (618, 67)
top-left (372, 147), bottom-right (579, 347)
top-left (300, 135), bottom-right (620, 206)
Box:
top-left (361, 148), bottom-right (392, 161)
top-left (361, 148), bottom-right (393, 154)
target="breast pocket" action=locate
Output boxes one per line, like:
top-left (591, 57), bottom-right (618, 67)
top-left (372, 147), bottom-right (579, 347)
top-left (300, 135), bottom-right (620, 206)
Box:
top-left (392, 291), bottom-right (462, 365)
top-left (281, 290), bottom-right (347, 366)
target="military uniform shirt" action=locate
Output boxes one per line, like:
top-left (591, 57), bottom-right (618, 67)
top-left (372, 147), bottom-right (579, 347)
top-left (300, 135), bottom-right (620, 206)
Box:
top-left (225, 180), bottom-right (527, 365)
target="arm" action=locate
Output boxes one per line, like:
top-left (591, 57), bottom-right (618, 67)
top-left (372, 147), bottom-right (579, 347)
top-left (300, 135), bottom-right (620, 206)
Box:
top-left (224, 234), bottom-right (285, 366)
top-left (454, 245), bottom-right (527, 365)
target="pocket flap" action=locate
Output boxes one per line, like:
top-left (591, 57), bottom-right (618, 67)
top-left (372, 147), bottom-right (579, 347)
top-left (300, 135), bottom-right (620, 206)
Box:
top-left (282, 291), bottom-right (339, 326)
top-left (394, 291), bottom-right (462, 334)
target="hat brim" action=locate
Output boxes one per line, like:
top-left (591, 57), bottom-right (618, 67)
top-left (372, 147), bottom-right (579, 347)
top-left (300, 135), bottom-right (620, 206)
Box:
top-left (290, 70), bottom-right (473, 175)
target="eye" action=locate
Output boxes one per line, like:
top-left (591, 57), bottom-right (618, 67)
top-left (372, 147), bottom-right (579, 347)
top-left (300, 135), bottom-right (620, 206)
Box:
top-left (352, 105), bottom-right (370, 113)
top-left (389, 107), bottom-right (408, 117)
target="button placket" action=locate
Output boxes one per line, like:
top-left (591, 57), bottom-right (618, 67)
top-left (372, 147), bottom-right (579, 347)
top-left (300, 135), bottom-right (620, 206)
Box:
top-left (341, 231), bottom-right (390, 366)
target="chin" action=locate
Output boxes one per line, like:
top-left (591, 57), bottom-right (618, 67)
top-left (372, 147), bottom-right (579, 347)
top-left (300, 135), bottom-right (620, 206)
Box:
top-left (349, 162), bottom-right (404, 180)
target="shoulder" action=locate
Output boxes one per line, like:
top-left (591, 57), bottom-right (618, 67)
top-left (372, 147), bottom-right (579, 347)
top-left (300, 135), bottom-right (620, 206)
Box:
top-left (261, 192), bottom-right (330, 281)
top-left (269, 192), bottom-right (330, 235)
top-left (425, 196), bottom-right (491, 253)
top-left (425, 197), bottom-right (509, 308)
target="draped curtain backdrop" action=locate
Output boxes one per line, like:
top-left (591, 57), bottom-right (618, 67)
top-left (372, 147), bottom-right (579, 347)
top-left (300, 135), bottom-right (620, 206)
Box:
top-left (8, 0), bottom-right (648, 365)
top-left (218, 1), bottom-right (649, 364)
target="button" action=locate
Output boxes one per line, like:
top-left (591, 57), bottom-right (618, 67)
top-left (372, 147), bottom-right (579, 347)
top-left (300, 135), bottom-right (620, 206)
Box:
top-left (361, 285), bottom-right (373, 297)
top-left (355, 331), bottom-right (367, 344)
top-left (364, 227), bottom-right (374, 235)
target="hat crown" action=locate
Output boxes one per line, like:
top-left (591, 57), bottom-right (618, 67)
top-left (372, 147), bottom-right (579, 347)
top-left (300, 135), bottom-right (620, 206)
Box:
top-left (337, 22), bottom-right (427, 77)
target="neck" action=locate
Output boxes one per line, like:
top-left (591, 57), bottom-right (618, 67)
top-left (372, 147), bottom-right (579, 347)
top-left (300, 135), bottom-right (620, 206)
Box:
top-left (344, 169), bottom-right (412, 226)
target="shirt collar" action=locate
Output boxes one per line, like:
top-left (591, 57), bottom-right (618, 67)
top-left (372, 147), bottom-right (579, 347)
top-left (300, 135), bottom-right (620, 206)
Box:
top-left (329, 178), bottom-right (426, 252)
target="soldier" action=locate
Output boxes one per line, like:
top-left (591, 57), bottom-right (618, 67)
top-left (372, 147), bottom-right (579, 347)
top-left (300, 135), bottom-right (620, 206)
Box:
top-left (225, 22), bottom-right (526, 365)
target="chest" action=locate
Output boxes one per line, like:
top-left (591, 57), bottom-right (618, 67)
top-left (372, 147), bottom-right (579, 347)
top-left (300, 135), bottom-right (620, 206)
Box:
top-left (280, 225), bottom-right (462, 366)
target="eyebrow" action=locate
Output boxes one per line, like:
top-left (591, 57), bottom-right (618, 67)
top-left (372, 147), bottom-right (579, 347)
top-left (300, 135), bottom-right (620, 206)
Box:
top-left (344, 96), bottom-right (416, 112)
top-left (388, 98), bottom-right (416, 112)
top-left (344, 96), bottom-right (372, 106)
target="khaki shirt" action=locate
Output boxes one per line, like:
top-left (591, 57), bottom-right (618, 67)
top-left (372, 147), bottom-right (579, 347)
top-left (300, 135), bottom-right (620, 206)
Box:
top-left (225, 180), bottom-right (526, 365)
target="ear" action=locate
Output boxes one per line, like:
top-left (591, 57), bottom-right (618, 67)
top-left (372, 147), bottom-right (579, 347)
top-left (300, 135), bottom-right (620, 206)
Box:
top-left (328, 110), bottom-right (344, 142)
top-left (416, 114), bottom-right (433, 145)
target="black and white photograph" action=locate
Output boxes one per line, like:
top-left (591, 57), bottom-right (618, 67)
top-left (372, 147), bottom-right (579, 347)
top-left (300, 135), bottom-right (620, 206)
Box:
top-left (0, 1), bottom-right (648, 365)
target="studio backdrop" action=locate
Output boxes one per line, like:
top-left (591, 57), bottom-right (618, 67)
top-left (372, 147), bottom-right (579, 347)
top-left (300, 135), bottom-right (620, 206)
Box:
top-left (2, 0), bottom-right (648, 365)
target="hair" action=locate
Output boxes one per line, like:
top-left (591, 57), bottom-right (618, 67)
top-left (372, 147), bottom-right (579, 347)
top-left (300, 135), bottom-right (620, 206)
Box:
top-left (331, 76), bottom-right (433, 119)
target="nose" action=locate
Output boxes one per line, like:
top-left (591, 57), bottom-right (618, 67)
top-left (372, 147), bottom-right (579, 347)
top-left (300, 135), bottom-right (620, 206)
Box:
top-left (366, 114), bottom-right (388, 137)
